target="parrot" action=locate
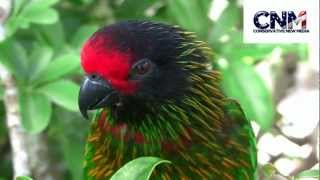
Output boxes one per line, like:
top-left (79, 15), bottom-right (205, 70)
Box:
top-left (78, 20), bottom-right (257, 180)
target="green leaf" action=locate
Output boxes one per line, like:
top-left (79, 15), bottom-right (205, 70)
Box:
top-left (20, 92), bottom-right (52, 134)
top-left (37, 80), bottom-right (79, 111)
top-left (23, 8), bottom-right (59, 24)
top-left (33, 53), bottom-right (80, 84)
top-left (21, 0), bottom-right (59, 15)
top-left (295, 169), bottom-right (319, 179)
top-left (167, 0), bottom-right (212, 39)
top-left (28, 44), bottom-right (53, 82)
top-left (111, 157), bottom-right (171, 180)
top-left (37, 22), bottom-right (66, 50)
top-left (4, 16), bottom-right (29, 37)
top-left (5, 0), bottom-right (59, 37)
top-left (11, 41), bottom-right (29, 79)
top-left (16, 176), bottom-right (33, 180)
top-left (12, 0), bottom-right (28, 16)
top-left (0, 40), bottom-right (29, 80)
top-left (220, 60), bottom-right (275, 130)
top-left (70, 25), bottom-right (98, 50)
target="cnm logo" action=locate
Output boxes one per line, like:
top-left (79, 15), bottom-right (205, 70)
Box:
top-left (254, 11), bottom-right (307, 30)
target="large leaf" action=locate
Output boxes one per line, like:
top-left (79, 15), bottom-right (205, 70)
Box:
top-left (22, 8), bottom-right (59, 24)
top-left (32, 53), bottom-right (80, 85)
top-left (166, 0), bottom-right (212, 39)
top-left (20, 92), bottom-right (52, 134)
top-left (111, 157), bottom-right (171, 180)
top-left (220, 60), bottom-right (275, 130)
top-left (37, 80), bottom-right (79, 111)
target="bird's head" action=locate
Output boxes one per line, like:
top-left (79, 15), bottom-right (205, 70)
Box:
top-left (78, 21), bottom-right (211, 119)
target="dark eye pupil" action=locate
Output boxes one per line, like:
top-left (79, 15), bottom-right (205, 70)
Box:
top-left (136, 61), bottom-right (150, 74)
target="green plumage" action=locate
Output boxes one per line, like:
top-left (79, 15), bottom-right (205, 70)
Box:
top-left (83, 22), bottom-right (257, 180)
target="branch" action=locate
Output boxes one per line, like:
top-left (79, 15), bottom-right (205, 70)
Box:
top-left (0, 65), bottom-right (60, 179)
top-left (289, 124), bottom-right (319, 176)
top-left (0, 64), bottom-right (32, 177)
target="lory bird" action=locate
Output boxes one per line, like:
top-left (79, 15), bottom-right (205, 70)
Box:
top-left (78, 21), bottom-right (257, 179)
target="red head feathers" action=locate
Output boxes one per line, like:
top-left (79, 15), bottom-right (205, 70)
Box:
top-left (80, 31), bottom-right (138, 95)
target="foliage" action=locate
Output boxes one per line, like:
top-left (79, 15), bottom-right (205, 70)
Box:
top-left (110, 157), bottom-right (171, 180)
top-left (16, 176), bottom-right (33, 180)
top-left (0, 0), bottom-right (83, 133)
top-left (294, 169), bottom-right (320, 179)
top-left (0, 0), bottom-right (311, 179)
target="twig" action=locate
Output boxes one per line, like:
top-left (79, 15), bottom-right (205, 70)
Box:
top-left (289, 124), bottom-right (319, 176)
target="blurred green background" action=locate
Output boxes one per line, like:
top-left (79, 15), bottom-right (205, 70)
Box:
top-left (0, 0), bottom-right (318, 179)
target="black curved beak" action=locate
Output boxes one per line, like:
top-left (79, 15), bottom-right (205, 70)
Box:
top-left (78, 75), bottom-right (116, 119)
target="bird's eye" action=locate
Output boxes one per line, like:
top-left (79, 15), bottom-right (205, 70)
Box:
top-left (131, 59), bottom-right (152, 76)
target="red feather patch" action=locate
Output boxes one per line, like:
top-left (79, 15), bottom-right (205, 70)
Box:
top-left (81, 36), bottom-right (138, 95)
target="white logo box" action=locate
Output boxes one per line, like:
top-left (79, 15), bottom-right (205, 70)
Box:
top-left (243, 0), bottom-right (319, 43)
